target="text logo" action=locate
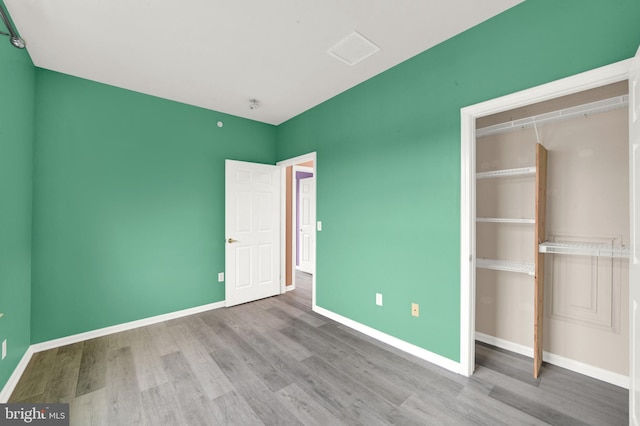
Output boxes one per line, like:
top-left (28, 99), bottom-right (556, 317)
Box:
top-left (0, 404), bottom-right (69, 425)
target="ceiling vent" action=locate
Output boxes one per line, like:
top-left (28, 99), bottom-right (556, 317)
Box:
top-left (328, 31), bottom-right (380, 66)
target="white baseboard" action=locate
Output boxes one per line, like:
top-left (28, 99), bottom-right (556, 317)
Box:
top-left (1, 301), bottom-right (225, 401)
top-left (286, 284), bottom-right (296, 292)
top-left (0, 301), bottom-right (225, 404)
top-left (31, 301), bottom-right (225, 353)
top-left (475, 332), bottom-right (532, 358)
top-left (542, 352), bottom-right (629, 389)
top-left (475, 332), bottom-right (629, 389)
top-left (0, 300), bottom-right (225, 402)
top-left (313, 305), bottom-right (460, 374)
top-left (0, 346), bottom-right (35, 403)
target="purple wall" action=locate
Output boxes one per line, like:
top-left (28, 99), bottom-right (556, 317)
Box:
top-left (296, 171), bottom-right (314, 266)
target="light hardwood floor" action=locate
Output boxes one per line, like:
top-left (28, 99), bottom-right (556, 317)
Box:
top-left (10, 271), bottom-right (628, 425)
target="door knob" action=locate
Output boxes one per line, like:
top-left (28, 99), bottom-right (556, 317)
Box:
top-left (228, 238), bottom-right (238, 243)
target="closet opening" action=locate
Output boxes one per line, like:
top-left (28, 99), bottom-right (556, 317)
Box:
top-left (460, 58), bottom-right (633, 387)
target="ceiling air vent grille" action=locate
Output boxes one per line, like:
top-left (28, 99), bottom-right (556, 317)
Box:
top-left (328, 31), bottom-right (380, 66)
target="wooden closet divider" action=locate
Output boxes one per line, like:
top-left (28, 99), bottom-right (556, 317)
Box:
top-left (534, 143), bottom-right (547, 378)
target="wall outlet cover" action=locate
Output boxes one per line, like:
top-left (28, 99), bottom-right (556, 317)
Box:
top-left (218, 272), bottom-right (225, 282)
top-left (411, 303), bottom-right (419, 317)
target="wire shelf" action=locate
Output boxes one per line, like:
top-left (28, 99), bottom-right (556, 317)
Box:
top-left (476, 258), bottom-right (535, 276)
top-left (476, 95), bottom-right (628, 138)
top-left (538, 241), bottom-right (629, 259)
top-left (476, 167), bottom-right (536, 179)
top-left (476, 217), bottom-right (535, 224)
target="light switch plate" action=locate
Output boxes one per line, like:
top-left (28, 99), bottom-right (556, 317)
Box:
top-left (218, 272), bottom-right (225, 282)
top-left (376, 293), bottom-right (383, 306)
top-left (317, 221), bottom-right (322, 231)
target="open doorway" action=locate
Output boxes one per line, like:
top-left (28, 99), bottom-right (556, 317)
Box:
top-left (460, 59), bottom-right (632, 385)
top-left (278, 152), bottom-right (317, 308)
top-left (295, 165), bottom-right (315, 275)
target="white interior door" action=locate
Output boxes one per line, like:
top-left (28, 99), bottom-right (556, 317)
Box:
top-left (630, 45), bottom-right (640, 426)
top-left (225, 160), bottom-right (281, 307)
top-left (298, 176), bottom-right (315, 274)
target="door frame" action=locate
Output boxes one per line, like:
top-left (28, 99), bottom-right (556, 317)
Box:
top-left (277, 152), bottom-right (317, 307)
top-left (293, 166), bottom-right (314, 273)
top-left (459, 59), bottom-right (632, 377)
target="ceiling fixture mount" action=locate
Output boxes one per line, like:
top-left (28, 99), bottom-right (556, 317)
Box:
top-left (249, 99), bottom-right (261, 110)
top-left (0, 4), bottom-right (25, 49)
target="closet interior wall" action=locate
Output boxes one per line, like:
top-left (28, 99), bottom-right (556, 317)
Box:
top-left (475, 82), bottom-right (630, 377)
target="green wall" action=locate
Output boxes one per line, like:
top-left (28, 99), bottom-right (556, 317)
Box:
top-left (276, 0), bottom-right (640, 361)
top-left (0, 1), bottom-right (34, 390)
top-left (31, 71), bottom-right (277, 343)
top-left (4, 0), bottom-right (640, 393)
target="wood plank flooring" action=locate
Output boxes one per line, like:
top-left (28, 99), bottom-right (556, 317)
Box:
top-left (10, 272), bottom-right (628, 425)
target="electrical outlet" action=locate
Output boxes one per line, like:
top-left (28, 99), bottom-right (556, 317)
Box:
top-left (218, 272), bottom-right (225, 282)
top-left (411, 303), bottom-right (419, 317)
top-left (2, 339), bottom-right (6, 360)
top-left (376, 293), bottom-right (383, 306)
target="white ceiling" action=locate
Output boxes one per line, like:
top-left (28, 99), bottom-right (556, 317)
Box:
top-left (5, 0), bottom-right (522, 125)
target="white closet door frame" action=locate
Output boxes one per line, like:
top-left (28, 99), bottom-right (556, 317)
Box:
top-left (459, 58), bottom-right (632, 378)
top-left (628, 45), bottom-right (640, 426)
